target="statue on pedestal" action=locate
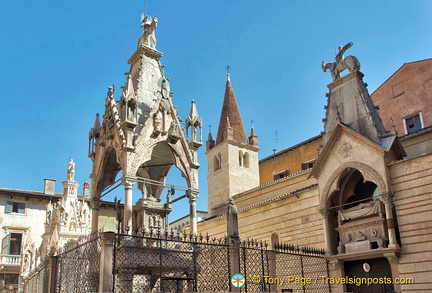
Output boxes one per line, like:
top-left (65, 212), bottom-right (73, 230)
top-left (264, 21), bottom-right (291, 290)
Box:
top-left (322, 42), bottom-right (360, 81)
top-left (67, 159), bottom-right (75, 181)
top-left (141, 15), bottom-right (158, 49)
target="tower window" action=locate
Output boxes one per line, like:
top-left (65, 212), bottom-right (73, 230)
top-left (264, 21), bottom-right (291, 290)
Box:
top-left (404, 112), bottom-right (423, 134)
top-left (239, 151), bottom-right (250, 168)
top-left (243, 152), bottom-right (249, 168)
top-left (214, 153), bottom-right (222, 171)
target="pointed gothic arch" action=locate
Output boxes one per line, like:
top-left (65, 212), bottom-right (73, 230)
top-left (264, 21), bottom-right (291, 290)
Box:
top-left (321, 161), bottom-right (387, 210)
top-left (94, 147), bottom-right (122, 196)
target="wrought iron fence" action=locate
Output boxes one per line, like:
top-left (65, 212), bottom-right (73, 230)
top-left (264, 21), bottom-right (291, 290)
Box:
top-left (274, 243), bottom-right (329, 293)
top-left (23, 230), bottom-right (328, 293)
top-left (55, 231), bottom-right (101, 293)
top-left (112, 230), bottom-right (328, 293)
top-left (112, 229), bottom-right (231, 293)
top-left (240, 240), bottom-right (270, 292)
top-left (22, 259), bottom-right (49, 293)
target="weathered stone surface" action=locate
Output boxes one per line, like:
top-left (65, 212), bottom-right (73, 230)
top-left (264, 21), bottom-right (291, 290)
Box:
top-left (345, 240), bottom-right (372, 253)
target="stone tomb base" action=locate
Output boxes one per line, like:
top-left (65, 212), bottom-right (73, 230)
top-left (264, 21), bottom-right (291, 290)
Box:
top-left (345, 240), bottom-right (372, 253)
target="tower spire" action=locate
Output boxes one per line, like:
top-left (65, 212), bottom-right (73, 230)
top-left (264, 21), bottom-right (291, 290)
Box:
top-left (215, 74), bottom-right (247, 145)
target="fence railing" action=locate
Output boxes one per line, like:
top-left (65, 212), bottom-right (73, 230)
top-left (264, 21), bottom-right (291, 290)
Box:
top-left (22, 231), bottom-right (101, 293)
top-left (22, 259), bottom-right (48, 293)
top-left (23, 230), bottom-right (328, 293)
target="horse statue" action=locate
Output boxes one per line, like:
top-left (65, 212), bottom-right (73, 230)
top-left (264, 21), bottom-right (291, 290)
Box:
top-left (322, 42), bottom-right (360, 81)
top-left (141, 15), bottom-right (158, 49)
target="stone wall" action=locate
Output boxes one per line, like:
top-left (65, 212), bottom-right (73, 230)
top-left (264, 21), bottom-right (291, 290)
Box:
top-left (390, 152), bottom-right (432, 292)
top-left (371, 59), bottom-right (432, 135)
top-left (259, 136), bottom-right (321, 185)
top-left (199, 171), bottom-right (324, 248)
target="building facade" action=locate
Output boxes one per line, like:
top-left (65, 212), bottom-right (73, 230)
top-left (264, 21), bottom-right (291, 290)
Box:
top-left (1, 13), bottom-right (431, 292)
top-left (198, 53), bottom-right (432, 292)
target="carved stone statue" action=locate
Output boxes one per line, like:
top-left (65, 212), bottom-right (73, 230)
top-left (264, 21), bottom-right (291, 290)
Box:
top-left (67, 159), bottom-right (75, 181)
top-left (107, 86), bottom-right (114, 99)
top-left (227, 197), bottom-right (239, 240)
top-left (141, 15), bottom-right (158, 49)
top-left (153, 111), bottom-right (163, 135)
top-left (322, 42), bottom-right (360, 81)
top-left (338, 199), bottom-right (381, 223)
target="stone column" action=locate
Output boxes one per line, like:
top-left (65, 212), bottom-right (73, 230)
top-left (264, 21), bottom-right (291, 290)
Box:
top-left (267, 250), bottom-right (277, 292)
top-left (385, 253), bottom-right (401, 293)
top-left (47, 255), bottom-right (58, 293)
top-left (123, 177), bottom-right (135, 234)
top-left (99, 232), bottom-right (115, 292)
top-left (91, 197), bottom-right (100, 233)
top-left (328, 260), bottom-right (345, 293)
top-left (320, 209), bottom-right (333, 256)
top-left (382, 193), bottom-right (399, 248)
top-left (187, 190), bottom-right (199, 235)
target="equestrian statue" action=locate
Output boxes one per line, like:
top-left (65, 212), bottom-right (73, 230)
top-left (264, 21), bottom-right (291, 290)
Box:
top-left (322, 42), bottom-right (360, 81)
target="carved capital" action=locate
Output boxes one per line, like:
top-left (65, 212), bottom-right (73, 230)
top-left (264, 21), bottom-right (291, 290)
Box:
top-left (328, 259), bottom-right (343, 270)
top-left (381, 193), bottom-right (393, 205)
top-left (384, 253), bottom-right (399, 264)
top-left (90, 197), bottom-right (101, 210)
top-left (123, 177), bottom-right (136, 189)
top-left (320, 209), bottom-right (330, 218)
top-left (186, 189), bottom-right (199, 201)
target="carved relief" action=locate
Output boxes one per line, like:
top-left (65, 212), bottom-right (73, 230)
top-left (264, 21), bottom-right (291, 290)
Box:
top-left (153, 111), bottom-right (163, 135)
top-left (336, 200), bottom-right (388, 254)
top-left (338, 142), bottom-right (353, 158)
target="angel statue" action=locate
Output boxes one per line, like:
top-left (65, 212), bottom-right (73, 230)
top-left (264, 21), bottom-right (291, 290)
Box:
top-left (141, 15), bottom-right (158, 49)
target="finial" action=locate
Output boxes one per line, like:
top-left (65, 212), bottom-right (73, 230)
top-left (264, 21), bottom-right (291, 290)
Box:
top-left (209, 125), bottom-right (212, 134)
top-left (225, 64), bottom-right (231, 74)
top-left (225, 64), bottom-right (231, 81)
top-left (274, 130), bottom-right (279, 152)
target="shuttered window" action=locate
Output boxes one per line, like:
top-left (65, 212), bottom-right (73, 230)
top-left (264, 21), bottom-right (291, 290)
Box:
top-left (5, 201), bottom-right (25, 214)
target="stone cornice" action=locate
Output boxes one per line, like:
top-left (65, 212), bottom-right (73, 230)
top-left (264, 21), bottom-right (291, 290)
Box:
top-left (128, 45), bottom-right (163, 65)
top-left (326, 246), bottom-right (401, 262)
top-left (327, 70), bottom-right (363, 90)
top-left (199, 183), bottom-right (318, 225)
top-left (232, 169), bottom-right (313, 199)
top-left (259, 134), bottom-right (322, 163)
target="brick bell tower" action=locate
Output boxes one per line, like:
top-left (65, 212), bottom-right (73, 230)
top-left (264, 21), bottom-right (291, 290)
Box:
top-left (206, 74), bottom-right (259, 216)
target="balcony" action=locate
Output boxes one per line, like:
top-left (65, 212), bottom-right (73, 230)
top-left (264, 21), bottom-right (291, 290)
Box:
top-left (0, 255), bottom-right (21, 266)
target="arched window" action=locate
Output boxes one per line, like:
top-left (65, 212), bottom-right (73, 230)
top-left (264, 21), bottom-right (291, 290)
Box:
top-left (127, 100), bottom-right (137, 123)
top-left (243, 152), bottom-right (250, 168)
top-left (326, 169), bottom-right (388, 255)
top-left (214, 153), bottom-right (222, 171)
top-left (238, 151), bottom-right (243, 166)
top-left (271, 233), bottom-right (279, 250)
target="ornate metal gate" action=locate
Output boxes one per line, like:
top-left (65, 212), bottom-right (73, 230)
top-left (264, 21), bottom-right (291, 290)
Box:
top-left (112, 229), bottom-right (231, 292)
top-left (55, 232), bottom-right (101, 293)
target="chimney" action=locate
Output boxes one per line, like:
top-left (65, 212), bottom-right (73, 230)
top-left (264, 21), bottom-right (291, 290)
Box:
top-left (44, 179), bottom-right (56, 195)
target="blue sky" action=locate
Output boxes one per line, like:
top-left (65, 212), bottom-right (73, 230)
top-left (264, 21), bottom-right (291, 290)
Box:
top-left (1, 1), bottom-right (431, 221)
